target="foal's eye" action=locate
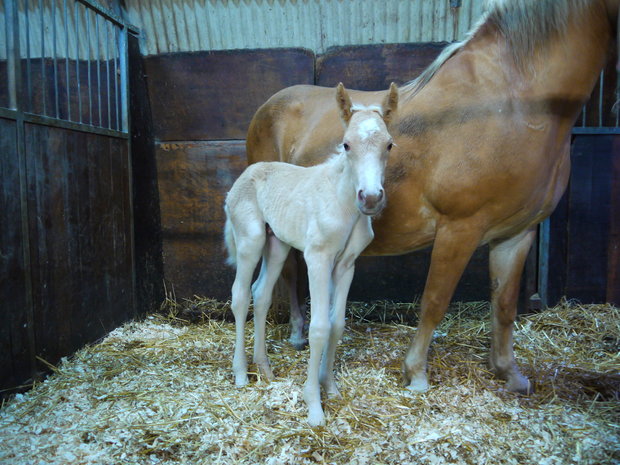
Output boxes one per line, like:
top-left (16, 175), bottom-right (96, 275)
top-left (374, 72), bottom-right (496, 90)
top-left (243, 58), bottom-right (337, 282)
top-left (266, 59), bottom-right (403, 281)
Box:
top-left (387, 142), bottom-right (393, 151)
top-left (343, 143), bottom-right (350, 151)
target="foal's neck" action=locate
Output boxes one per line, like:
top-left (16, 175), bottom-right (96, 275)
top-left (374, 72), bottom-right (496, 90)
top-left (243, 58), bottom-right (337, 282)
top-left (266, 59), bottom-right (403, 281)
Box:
top-left (327, 152), bottom-right (359, 215)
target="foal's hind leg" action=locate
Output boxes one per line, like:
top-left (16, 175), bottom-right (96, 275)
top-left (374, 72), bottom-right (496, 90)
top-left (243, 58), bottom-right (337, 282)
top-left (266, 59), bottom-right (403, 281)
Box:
top-left (252, 235), bottom-right (291, 381)
top-left (489, 228), bottom-right (536, 394)
top-left (231, 227), bottom-right (266, 386)
top-left (403, 221), bottom-right (482, 392)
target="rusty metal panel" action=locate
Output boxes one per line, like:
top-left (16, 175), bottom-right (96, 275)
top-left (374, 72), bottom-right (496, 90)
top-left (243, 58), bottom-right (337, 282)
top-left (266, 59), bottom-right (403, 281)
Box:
top-left (122, 0), bottom-right (487, 56)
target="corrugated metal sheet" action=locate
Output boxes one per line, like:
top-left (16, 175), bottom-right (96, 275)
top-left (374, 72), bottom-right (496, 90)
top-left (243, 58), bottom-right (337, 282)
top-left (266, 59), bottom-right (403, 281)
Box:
top-left (122, 0), bottom-right (487, 56)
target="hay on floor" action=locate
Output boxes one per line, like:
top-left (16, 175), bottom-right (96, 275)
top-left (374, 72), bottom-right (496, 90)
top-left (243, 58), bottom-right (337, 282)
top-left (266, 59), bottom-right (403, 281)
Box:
top-left (0, 299), bottom-right (618, 465)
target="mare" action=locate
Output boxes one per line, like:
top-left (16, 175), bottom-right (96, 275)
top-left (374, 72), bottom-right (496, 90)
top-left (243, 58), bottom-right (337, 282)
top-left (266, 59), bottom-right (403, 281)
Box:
top-left (245, 0), bottom-right (619, 394)
top-left (225, 83), bottom-right (398, 425)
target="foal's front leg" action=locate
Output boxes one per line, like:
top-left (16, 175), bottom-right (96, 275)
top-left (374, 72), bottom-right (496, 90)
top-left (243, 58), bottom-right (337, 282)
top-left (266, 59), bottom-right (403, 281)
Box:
top-left (320, 219), bottom-right (374, 397)
top-left (303, 250), bottom-right (333, 427)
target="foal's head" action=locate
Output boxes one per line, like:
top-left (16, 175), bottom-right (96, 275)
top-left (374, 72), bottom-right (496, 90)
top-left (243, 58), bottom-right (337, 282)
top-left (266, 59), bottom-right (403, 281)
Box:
top-left (336, 82), bottom-right (398, 216)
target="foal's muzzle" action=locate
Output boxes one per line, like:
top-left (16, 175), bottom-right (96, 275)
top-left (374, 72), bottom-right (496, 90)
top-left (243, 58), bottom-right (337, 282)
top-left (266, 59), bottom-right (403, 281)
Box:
top-left (358, 188), bottom-right (386, 216)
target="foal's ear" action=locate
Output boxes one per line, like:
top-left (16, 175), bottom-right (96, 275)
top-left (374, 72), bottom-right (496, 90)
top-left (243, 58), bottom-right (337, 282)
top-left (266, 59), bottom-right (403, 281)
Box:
top-left (381, 82), bottom-right (399, 125)
top-left (336, 82), bottom-right (353, 125)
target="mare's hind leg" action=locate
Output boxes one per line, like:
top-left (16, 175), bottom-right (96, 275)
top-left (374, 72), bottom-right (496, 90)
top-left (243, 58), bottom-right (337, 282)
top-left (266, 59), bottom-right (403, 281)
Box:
top-left (252, 235), bottom-right (291, 381)
top-left (281, 250), bottom-right (309, 350)
top-left (231, 225), bottom-right (266, 386)
top-left (489, 228), bottom-right (536, 394)
top-left (403, 221), bottom-right (482, 392)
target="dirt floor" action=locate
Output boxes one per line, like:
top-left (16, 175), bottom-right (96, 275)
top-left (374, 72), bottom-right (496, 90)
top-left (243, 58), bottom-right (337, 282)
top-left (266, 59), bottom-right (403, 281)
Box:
top-left (0, 299), bottom-right (618, 464)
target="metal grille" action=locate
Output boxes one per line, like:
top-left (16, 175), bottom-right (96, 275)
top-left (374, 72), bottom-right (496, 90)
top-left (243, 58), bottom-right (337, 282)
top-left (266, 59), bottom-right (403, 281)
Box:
top-left (1, 0), bottom-right (130, 134)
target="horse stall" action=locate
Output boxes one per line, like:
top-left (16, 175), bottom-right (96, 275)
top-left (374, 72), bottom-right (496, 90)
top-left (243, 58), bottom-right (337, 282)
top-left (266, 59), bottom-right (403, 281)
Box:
top-left (0, 0), bottom-right (619, 464)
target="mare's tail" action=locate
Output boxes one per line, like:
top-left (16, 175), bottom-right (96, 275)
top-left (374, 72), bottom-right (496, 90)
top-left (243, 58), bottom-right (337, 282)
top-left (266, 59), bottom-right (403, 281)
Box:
top-left (223, 208), bottom-right (237, 267)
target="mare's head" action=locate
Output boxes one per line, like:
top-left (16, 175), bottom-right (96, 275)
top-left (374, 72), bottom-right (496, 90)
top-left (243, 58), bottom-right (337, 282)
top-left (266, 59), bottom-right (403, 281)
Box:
top-left (336, 82), bottom-right (398, 216)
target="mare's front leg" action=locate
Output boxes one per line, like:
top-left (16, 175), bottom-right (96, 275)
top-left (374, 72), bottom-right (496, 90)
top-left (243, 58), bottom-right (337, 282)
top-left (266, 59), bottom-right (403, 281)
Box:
top-left (489, 228), bottom-right (535, 394)
top-left (252, 235), bottom-right (291, 381)
top-left (403, 220), bottom-right (482, 391)
top-left (303, 249), bottom-right (333, 426)
top-left (320, 218), bottom-right (374, 397)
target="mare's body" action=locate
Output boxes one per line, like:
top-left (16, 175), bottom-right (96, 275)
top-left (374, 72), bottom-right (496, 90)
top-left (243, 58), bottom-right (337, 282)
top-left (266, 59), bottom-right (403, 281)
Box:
top-left (246, 0), bottom-right (619, 393)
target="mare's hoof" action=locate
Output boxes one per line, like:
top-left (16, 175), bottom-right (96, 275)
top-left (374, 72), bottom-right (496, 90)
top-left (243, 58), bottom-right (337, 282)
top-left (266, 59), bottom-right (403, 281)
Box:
top-left (505, 376), bottom-right (534, 395)
top-left (289, 337), bottom-right (308, 351)
top-left (234, 374), bottom-right (249, 387)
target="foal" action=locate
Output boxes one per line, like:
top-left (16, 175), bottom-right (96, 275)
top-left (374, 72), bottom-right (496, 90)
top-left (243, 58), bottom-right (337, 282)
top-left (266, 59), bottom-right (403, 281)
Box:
top-left (224, 83), bottom-right (398, 426)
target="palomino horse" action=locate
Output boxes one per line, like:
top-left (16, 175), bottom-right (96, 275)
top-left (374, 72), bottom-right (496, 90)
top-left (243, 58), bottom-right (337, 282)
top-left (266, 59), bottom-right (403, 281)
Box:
top-left (225, 83), bottom-right (398, 425)
top-left (246, 0), bottom-right (619, 394)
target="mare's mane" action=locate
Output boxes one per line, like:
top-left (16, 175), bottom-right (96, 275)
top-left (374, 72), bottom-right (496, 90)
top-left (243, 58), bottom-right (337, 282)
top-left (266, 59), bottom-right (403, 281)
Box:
top-left (401, 0), bottom-right (597, 100)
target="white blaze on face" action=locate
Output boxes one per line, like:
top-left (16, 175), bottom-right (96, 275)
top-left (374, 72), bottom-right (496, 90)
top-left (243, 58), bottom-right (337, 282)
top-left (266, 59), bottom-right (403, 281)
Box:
top-left (346, 112), bottom-right (388, 212)
top-left (356, 117), bottom-right (382, 141)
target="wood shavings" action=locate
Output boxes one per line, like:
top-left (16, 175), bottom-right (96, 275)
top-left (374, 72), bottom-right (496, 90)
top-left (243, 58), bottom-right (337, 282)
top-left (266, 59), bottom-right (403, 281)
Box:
top-left (0, 300), bottom-right (618, 464)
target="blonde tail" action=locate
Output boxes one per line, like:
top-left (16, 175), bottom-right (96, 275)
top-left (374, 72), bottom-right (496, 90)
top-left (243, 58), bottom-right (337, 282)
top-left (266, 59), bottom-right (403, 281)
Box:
top-left (223, 213), bottom-right (237, 267)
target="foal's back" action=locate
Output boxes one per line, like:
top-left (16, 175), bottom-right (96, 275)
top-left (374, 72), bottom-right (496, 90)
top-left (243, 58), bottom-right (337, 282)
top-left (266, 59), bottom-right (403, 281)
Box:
top-left (228, 156), bottom-right (349, 251)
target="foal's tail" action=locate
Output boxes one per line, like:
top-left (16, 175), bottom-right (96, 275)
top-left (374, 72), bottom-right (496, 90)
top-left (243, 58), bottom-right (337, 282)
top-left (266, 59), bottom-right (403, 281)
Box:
top-left (223, 209), bottom-right (237, 267)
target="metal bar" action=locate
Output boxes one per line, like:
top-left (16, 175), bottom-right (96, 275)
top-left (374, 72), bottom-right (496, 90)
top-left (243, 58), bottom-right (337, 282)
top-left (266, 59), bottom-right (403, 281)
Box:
top-left (64, 0), bottom-right (71, 121)
top-left (6, 0), bottom-right (17, 109)
top-left (598, 72), bottom-right (604, 127)
top-left (76, 0), bottom-right (139, 32)
top-left (537, 219), bottom-right (550, 309)
top-left (86, 6), bottom-right (92, 124)
top-left (105, 20), bottom-right (111, 129)
top-left (96, 13), bottom-right (101, 126)
top-left (114, 26), bottom-right (119, 131)
top-left (26, 0), bottom-right (33, 112)
top-left (40, 0), bottom-right (46, 116)
top-left (75, 0), bottom-right (82, 123)
top-left (119, 26), bottom-right (128, 132)
top-left (571, 126), bottom-right (620, 135)
top-left (52, 0), bottom-right (59, 118)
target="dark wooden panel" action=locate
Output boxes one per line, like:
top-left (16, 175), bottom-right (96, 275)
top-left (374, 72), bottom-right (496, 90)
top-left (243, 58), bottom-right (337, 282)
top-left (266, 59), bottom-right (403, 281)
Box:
top-left (25, 124), bottom-right (134, 370)
top-left (129, 32), bottom-right (165, 315)
top-left (606, 137), bottom-right (620, 304)
top-left (351, 247), bottom-right (489, 303)
top-left (156, 140), bottom-right (247, 299)
top-left (156, 140), bottom-right (491, 302)
top-left (0, 60), bottom-right (8, 108)
top-left (144, 49), bottom-right (315, 141)
top-left (0, 117), bottom-right (32, 392)
top-left (565, 135), bottom-right (614, 303)
top-left (316, 43), bottom-right (447, 90)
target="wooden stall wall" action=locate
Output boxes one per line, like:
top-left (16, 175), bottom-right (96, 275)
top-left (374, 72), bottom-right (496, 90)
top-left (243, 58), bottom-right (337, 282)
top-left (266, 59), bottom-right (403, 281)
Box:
top-left (0, 32), bottom-right (161, 395)
top-left (129, 32), bottom-right (165, 316)
top-left (148, 43), bottom-right (619, 307)
top-left (148, 44), bottom-right (493, 304)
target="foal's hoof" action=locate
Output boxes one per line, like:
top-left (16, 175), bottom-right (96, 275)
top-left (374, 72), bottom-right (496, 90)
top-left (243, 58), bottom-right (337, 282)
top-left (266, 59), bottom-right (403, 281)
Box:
top-left (234, 374), bottom-right (249, 387)
top-left (405, 377), bottom-right (429, 393)
top-left (256, 363), bottom-right (275, 382)
top-left (307, 409), bottom-right (326, 427)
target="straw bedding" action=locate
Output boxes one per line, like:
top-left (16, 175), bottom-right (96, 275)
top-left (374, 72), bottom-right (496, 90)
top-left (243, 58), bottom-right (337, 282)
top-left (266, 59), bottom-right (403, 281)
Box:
top-left (1, 299), bottom-right (618, 465)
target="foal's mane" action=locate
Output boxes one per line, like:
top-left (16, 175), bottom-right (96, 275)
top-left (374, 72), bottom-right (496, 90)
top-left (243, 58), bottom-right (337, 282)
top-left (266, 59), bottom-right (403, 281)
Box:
top-left (401, 0), bottom-right (596, 100)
